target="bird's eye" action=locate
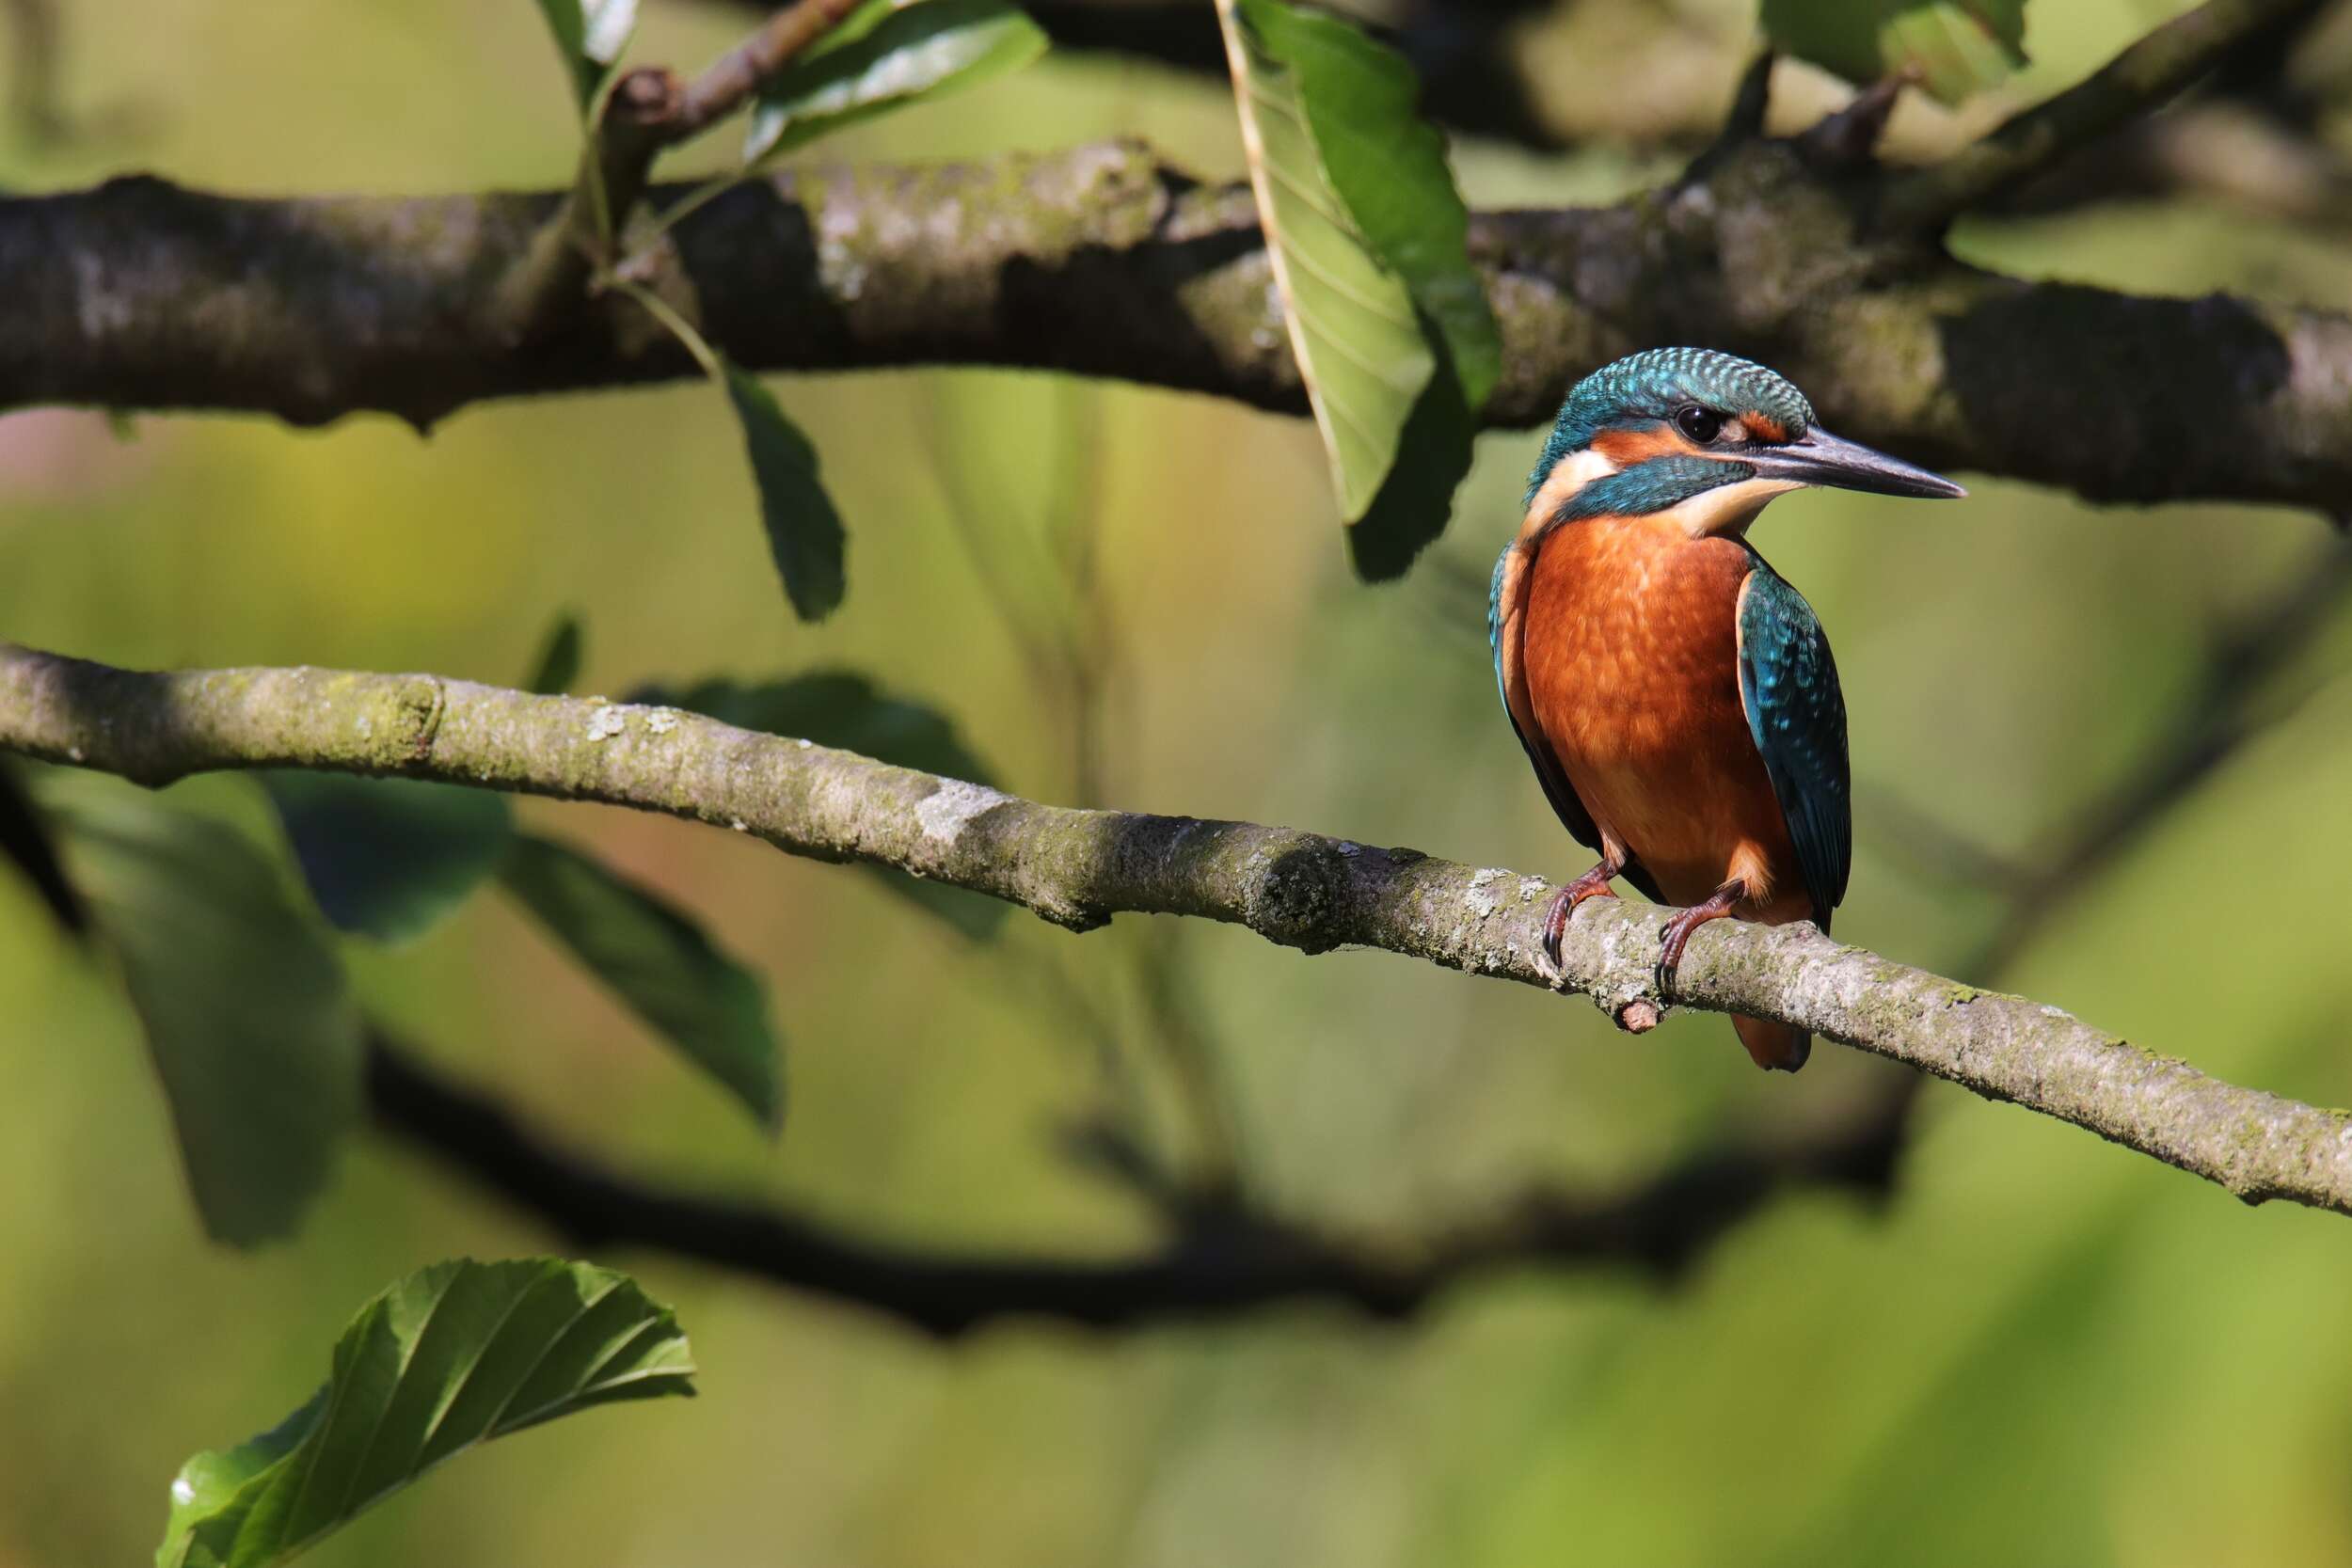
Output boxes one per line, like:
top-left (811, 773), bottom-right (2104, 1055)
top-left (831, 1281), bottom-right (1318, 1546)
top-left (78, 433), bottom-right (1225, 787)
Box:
top-left (1676, 404), bottom-right (1724, 443)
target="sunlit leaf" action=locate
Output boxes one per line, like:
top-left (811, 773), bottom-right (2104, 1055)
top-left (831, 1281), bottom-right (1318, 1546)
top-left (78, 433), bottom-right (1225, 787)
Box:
top-left (1761, 0), bottom-right (2028, 105)
top-left (743, 0), bottom-right (1050, 166)
top-left (156, 1258), bottom-right (694, 1568)
top-left (260, 774), bottom-right (514, 943)
top-left (499, 832), bottom-right (782, 1126)
top-left (523, 611), bottom-right (585, 695)
top-left (531, 0), bottom-right (639, 109)
top-left (722, 360), bottom-right (847, 623)
top-left (55, 794), bottom-right (360, 1246)
top-left (1216, 0), bottom-right (1432, 521)
top-left (632, 673), bottom-right (1007, 939)
top-left (1234, 0), bottom-right (1499, 411)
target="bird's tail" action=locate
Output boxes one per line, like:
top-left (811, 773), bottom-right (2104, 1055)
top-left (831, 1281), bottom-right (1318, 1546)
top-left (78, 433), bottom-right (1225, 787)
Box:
top-left (1733, 1015), bottom-right (1811, 1072)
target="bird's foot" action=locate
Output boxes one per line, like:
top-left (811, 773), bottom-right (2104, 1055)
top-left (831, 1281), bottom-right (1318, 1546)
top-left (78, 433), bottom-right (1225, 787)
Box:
top-left (1537, 864), bottom-right (1621, 978)
top-left (1653, 879), bottom-right (1747, 998)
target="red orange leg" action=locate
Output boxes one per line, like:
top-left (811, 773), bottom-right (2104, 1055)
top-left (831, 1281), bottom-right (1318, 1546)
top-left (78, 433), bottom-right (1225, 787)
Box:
top-left (1656, 879), bottom-right (1748, 997)
top-left (1539, 853), bottom-right (1626, 974)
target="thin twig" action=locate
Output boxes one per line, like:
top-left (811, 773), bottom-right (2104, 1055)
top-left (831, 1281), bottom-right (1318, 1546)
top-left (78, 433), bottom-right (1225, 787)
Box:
top-left (674, 0), bottom-right (866, 138)
top-left (494, 0), bottom-right (864, 341)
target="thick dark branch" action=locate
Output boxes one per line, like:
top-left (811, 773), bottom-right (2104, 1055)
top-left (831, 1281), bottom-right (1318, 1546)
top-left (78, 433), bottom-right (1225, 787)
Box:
top-left (8, 139), bottom-right (2352, 515)
top-left (1883, 0), bottom-right (2329, 230)
top-left (7, 641), bottom-right (2352, 1217)
top-left (366, 1034), bottom-right (1901, 1335)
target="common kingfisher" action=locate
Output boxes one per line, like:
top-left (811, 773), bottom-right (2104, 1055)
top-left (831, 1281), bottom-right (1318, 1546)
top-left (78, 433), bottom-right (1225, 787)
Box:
top-left (1491, 348), bottom-right (1963, 1071)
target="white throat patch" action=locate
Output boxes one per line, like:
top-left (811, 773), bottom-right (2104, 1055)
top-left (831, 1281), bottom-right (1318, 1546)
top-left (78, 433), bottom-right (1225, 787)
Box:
top-left (1651, 475), bottom-right (1804, 538)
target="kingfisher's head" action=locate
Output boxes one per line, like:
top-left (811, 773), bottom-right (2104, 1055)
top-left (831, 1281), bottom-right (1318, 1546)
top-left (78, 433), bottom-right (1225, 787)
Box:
top-left (1524, 347), bottom-right (1963, 537)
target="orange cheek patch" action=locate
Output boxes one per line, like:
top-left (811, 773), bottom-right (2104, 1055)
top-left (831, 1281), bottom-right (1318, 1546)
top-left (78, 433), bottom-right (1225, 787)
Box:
top-left (1743, 416), bottom-right (1789, 444)
top-left (1589, 425), bottom-right (1691, 466)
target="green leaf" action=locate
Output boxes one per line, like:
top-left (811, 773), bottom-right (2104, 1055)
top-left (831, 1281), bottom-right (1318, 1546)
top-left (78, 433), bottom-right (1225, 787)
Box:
top-left (743, 0), bottom-right (1050, 166)
top-left (259, 774), bottom-right (515, 942)
top-left (0, 757), bottom-right (86, 935)
top-left (523, 611), bottom-right (585, 695)
top-left (1233, 0), bottom-right (1499, 412)
top-left (156, 1258), bottom-right (694, 1568)
top-left (499, 832), bottom-right (782, 1126)
top-left (1347, 349), bottom-right (1476, 581)
top-left (1217, 0), bottom-right (1432, 521)
top-left (531, 0), bottom-right (639, 109)
top-left (54, 794), bottom-right (360, 1246)
top-left (722, 360), bottom-right (848, 623)
top-left (1760, 0), bottom-right (2028, 106)
top-left (631, 673), bottom-right (1007, 939)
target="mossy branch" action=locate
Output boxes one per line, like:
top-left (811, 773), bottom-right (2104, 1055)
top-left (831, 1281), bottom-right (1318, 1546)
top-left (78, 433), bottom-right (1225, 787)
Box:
top-left (7, 134), bottom-right (2352, 518)
top-left (6, 641), bottom-right (2350, 1221)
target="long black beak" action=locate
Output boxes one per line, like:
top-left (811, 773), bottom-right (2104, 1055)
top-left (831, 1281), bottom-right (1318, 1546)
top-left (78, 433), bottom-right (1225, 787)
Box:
top-left (1748, 427), bottom-right (1966, 499)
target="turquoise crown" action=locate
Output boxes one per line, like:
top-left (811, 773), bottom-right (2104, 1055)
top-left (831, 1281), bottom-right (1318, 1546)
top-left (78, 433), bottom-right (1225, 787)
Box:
top-left (1525, 348), bottom-right (1815, 502)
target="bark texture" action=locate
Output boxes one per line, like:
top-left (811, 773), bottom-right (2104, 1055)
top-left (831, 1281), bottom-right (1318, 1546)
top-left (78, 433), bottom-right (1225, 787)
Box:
top-left (6, 138), bottom-right (2352, 515)
top-left (6, 641), bottom-right (2348, 1220)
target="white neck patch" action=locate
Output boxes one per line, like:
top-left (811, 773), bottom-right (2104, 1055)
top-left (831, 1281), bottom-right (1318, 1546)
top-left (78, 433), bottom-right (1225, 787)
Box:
top-left (1521, 448), bottom-right (1622, 535)
top-left (1648, 476), bottom-right (1804, 538)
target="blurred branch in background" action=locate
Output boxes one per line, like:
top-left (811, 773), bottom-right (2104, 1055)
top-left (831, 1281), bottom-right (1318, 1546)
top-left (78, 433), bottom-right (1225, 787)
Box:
top-left (707, 0), bottom-right (2352, 231)
top-left (365, 1027), bottom-right (1904, 1335)
top-left (928, 384), bottom-right (1246, 1196)
top-left (1847, 536), bottom-right (2352, 1197)
top-left (916, 0), bottom-right (1565, 148)
top-left (1985, 0), bottom-right (2352, 230)
top-left (1894, 540), bottom-right (2352, 983)
top-left (1880, 0), bottom-right (2334, 229)
top-left (8, 644), bottom-right (2352, 1220)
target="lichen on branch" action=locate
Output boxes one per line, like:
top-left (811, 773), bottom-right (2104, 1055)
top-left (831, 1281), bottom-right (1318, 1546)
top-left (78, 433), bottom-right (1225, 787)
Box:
top-left (5, 640), bottom-right (2350, 1220)
top-left (5, 132), bottom-right (2352, 517)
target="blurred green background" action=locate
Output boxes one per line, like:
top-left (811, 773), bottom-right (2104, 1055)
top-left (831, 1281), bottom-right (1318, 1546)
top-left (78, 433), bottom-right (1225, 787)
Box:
top-left (7, 1), bottom-right (2352, 1563)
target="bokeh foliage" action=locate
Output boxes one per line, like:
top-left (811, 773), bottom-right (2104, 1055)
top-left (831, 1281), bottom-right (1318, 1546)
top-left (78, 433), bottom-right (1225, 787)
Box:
top-left (4, 0), bottom-right (2352, 1564)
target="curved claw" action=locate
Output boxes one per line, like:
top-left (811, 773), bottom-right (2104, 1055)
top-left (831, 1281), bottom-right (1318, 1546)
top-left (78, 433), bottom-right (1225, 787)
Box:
top-left (1653, 879), bottom-right (1747, 999)
top-left (1540, 864), bottom-right (1622, 974)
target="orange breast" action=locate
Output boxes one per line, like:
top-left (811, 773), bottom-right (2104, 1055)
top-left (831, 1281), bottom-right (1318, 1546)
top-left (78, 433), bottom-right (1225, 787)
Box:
top-left (1522, 518), bottom-right (1802, 912)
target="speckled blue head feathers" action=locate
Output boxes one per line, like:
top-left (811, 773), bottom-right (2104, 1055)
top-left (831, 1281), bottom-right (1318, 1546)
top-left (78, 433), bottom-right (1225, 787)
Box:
top-left (1527, 348), bottom-right (1815, 504)
top-left (1521, 347), bottom-right (1962, 516)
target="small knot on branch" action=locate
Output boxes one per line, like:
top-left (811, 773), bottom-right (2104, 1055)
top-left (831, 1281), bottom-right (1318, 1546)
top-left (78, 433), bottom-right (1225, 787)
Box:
top-left (611, 67), bottom-right (685, 131)
top-left (1614, 1000), bottom-right (1661, 1034)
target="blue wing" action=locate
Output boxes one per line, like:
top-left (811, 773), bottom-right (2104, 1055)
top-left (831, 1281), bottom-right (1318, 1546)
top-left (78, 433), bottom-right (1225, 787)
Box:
top-left (1736, 555), bottom-right (1851, 930)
